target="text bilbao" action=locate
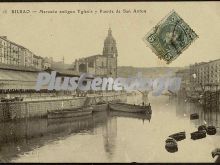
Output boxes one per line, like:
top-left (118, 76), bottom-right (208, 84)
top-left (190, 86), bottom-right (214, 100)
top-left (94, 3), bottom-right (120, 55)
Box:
top-left (35, 71), bottom-right (181, 96)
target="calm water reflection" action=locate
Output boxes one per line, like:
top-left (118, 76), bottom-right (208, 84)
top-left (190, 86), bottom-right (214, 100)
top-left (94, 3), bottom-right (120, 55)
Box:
top-left (0, 95), bottom-right (219, 163)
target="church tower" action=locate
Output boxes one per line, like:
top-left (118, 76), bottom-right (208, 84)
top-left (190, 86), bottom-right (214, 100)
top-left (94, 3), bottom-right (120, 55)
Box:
top-left (103, 28), bottom-right (118, 77)
top-left (103, 28), bottom-right (118, 57)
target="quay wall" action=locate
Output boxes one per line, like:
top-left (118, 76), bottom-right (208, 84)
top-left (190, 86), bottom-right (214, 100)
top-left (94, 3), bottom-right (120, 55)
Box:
top-left (177, 90), bottom-right (220, 112)
top-left (0, 93), bottom-right (127, 121)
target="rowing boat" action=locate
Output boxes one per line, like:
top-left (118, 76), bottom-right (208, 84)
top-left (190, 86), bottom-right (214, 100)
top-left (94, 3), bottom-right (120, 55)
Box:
top-left (169, 131), bottom-right (186, 141)
top-left (191, 130), bottom-right (206, 140)
top-left (165, 137), bottom-right (178, 153)
top-left (190, 113), bottom-right (199, 120)
top-left (109, 103), bottom-right (151, 114)
top-left (47, 107), bottom-right (93, 119)
top-left (207, 126), bottom-right (217, 135)
top-left (110, 111), bottom-right (151, 121)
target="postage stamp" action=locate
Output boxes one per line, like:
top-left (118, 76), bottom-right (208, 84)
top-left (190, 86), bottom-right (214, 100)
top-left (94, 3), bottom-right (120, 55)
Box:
top-left (143, 10), bottom-right (198, 64)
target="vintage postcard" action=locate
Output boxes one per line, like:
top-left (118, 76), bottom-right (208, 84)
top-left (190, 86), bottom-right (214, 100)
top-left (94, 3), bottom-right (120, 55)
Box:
top-left (0, 2), bottom-right (219, 163)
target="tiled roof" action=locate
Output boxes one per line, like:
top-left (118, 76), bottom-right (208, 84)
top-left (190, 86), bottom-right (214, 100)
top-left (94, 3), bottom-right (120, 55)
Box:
top-left (0, 69), bottom-right (38, 81)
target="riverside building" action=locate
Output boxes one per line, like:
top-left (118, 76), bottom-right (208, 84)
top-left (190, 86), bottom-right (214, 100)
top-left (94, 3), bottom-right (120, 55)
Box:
top-left (189, 59), bottom-right (220, 91)
top-left (0, 36), bottom-right (51, 70)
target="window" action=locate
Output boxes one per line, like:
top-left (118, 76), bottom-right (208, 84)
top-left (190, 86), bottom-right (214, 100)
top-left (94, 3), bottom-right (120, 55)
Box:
top-left (88, 61), bottom-right (94, 67)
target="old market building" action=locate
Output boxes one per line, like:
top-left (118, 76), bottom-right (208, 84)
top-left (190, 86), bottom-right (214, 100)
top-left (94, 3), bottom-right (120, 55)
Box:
top-left (0, 64), bottom-right (81, 98)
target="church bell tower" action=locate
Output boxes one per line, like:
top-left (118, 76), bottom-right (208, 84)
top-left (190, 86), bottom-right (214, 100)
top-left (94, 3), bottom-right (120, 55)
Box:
top-left (103, 28), bottom-right (118, 57)
top-left (103, 28), bottom-right (118, 77)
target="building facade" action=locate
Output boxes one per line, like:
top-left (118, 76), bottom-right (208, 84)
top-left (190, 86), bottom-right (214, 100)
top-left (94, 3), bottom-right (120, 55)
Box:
top-left (0, 36), bottom-right (44, 70)
top-left (42, 57), bottom-right (53, 69)
top-left (0, 36), bottom-right (25, 66)
top-left (73, 28), bottom-right (118, 78)
top-left (175, 67), bottom-right (190, 91)
top-left (189, 59), bottom-right (220, 91)
top-left (33, 55), bottom-right (43, 70)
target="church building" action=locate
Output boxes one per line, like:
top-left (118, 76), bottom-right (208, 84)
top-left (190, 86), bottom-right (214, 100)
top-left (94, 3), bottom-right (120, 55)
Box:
top-left (73, 28), bottom-right (118, 78)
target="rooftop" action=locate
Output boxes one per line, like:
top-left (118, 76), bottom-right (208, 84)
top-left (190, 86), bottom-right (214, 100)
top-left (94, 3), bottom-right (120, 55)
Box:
top-left (77, 54), bottom-right (103, 61)
top-left (0, 36), bottom-right (40, 60)
top-left (0, 63), bottom-right (41, 72)
top-left (0, 36), bottom-right (26, 49)
top-left (191, 58), bottom-right (220, 67)
top-left (44, 67), bottom-right (80, 77)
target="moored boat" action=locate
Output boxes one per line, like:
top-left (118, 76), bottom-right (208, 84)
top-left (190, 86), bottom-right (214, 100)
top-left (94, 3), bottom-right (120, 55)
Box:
top-left (110, 111), bottom-right (151, 121)
top-left (47, 107), bottom-right (93, 119)
top-left (198, 125), bottom-right (207, 131)
top-left (91, 102), bottom-right (108, 112)
top-left (207, 126), bottom-right (217, 135)
top-left (190, 113), bottom-right (199, 120)
top-left (212, 148), bottom-right (220, 158)
top-left (109, 103), bottom-right (151, 114)
top-left (191, 130), bottom-right (206, 140)
top-left (169, 131), bottom-right (186, 141)
top-left (165, 137), bottom-right (178, 153)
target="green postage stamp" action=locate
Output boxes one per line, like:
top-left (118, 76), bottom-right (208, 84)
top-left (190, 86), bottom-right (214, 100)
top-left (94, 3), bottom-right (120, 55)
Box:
top-left (143, 10), bottom-right (198, 64)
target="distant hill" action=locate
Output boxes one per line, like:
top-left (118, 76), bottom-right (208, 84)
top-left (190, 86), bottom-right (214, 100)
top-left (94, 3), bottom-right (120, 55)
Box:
top-left (118, 66), bottom-right (183, 78)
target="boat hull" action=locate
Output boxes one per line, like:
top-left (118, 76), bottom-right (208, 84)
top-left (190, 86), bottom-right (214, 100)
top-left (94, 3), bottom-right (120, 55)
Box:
top-left (198, 125), bottom-right (207, 131)
top-left (190, 113), bottom-right (199, 120)
top-left (165, 145), bottom-right (178, 153)
top-left (212, 148), bottom-right (220, 158)
top-left (207, 126), bottom-right (217, 135)
top-left (169, 132), bottom-right (186, 141)
top-left (109, 103), bottom-right (151, 114)
top-left (110, 111), bottom-right (151, 121)
top-left (191, 130), bottom-right (206, 140)
top-left (47, 107), bottom-right (93, 119)
top-left (165, 138), bottom-right (178, 153)
top-left (91, 103), bottom-right (108, 112)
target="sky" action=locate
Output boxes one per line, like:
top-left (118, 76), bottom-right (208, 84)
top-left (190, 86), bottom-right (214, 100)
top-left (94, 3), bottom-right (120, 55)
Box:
top-left (0, 2), bottom-right (219, 68)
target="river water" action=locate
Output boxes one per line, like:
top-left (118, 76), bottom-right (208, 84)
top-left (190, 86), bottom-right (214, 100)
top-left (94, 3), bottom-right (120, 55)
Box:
top-left (0, 94), bottom-right (219, 163)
